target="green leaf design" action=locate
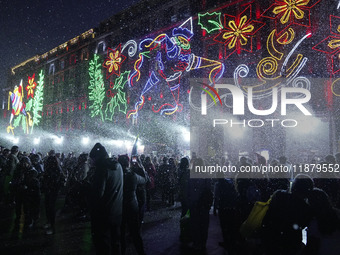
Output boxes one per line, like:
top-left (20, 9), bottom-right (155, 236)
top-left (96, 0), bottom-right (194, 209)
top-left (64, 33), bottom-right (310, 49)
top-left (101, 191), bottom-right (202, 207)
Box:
top-left (198, 12), bottom-right (223, 34)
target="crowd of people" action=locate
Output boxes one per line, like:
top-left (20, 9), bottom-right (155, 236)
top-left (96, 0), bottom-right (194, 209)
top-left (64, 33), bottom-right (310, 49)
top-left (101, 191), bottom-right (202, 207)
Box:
top-left (0, 143), bottom-right (340, 255)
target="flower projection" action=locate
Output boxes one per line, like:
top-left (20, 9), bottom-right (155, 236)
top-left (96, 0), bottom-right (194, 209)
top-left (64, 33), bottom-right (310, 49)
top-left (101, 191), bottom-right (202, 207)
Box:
top-left (313, 15), bottom-right (340, 74)
top-left (103, 44), bottom-right (126, 78)
top-left (26, 73), bottom-right (37, 99)
top-left (261, 0), bottom-right (321, 35)
top-left (214, 5), bottom-right (265, 59)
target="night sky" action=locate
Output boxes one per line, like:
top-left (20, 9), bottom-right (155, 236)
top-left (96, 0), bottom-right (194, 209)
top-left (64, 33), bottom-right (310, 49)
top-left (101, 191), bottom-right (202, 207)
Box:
top-left (0, 0), bottom-right (139, 87)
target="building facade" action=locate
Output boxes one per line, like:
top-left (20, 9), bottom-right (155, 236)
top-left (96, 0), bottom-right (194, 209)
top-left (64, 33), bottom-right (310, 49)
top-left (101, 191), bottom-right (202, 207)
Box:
top-left (1, 0), bottom-right (340, 160)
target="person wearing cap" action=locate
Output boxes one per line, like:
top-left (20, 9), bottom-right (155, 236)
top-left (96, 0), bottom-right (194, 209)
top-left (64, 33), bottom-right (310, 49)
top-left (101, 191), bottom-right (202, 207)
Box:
top-left (88, 143), bottom-right (123, 255)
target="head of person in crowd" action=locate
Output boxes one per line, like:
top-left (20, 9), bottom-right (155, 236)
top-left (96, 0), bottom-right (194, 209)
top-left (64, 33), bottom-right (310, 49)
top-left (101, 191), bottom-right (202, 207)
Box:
top-left (30, 153), bottom-right (41, 164)
top-left (48, 150), bottom-right (56, 157)
top-left (2, 148), bottom-right (10, 157)
top-left (145, 156), bottom-right (151, 164)
top-left (118, 154), bottom-right (130, 170)
top-left (179, 157), bottom-right (189, 169)
top-left (191, 157), bottom-right (204, 169)
top-left (239, 156), bottom-right (249, 166)
top-left (78, 153), bottom-right (88, 164)
top-left (11, 145), bottom-right (19, 155)
top-left (152, 156), bottom-right (158, 165)
top-left (45, 155), bottom-right (60, 170)
top-left (168, 157), bottom-right (175, 166)
top-left (254, 153), bottom-right (266, 166)
top-left (325, 154), bottom-right (336, 164)
top-left (291, 174), bottom-right (314, 199)
top-left (162, 156), bottom-right (168, 165)
top-left (308, 188), bottom-right (339, 235)
top-left (140, 154), bottom-right (145, 161)
top-left (89, 143), bottom-right (109, 164)
top-left (19, 156), bottom-right (32, 170)
top-left (335, 152), bottom-right (340, 164)
top-left (279, 156), bottom-right (288, 164)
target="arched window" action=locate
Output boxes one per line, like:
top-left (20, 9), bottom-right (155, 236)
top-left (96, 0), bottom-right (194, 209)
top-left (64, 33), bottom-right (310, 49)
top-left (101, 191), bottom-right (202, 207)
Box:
top-left (49, 63), bottom-right (55, 75)
top-left (95, 41), bottom-right (107, 54)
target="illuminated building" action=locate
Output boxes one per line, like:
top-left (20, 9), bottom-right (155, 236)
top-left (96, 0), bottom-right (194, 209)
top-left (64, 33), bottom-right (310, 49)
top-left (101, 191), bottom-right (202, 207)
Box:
top-left (1, 0), bottom-right (340, 161)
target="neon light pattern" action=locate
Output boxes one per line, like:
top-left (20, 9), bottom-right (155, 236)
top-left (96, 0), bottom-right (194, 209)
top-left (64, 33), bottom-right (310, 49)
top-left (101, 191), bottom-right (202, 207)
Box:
top-left (25, 73), bottom-right (37, 99)
top-left (128, 72), bottom-right (160, 118)
top-left (198, 12), bottom-right (223, 33)
top-left (31, 70), bottom-right (44, 134)
top-left (214, 5), bottom-right (265, 59)
top-left (332, 78), bottom-right (340, 96)
top-left (7, 80), bottom-right (32, 134)
top-left (127, 18), bottom-right (207, 118)
top-left (103, 44), bottom-right (126, 78)
top-left (127, 96), bottom-right (145, 119)
top-left (105, 71), bottom-right (130, 121)
top-left (122, 40), bottom-right (138, 57)
top-left (88, 54), bottom-right (105, 121)
top-left (313, 15), bottom-right (340, 75)
top-left (237, 31), bottom-right (311, 99)
top-left (261, 0), bottom-right (320, 35)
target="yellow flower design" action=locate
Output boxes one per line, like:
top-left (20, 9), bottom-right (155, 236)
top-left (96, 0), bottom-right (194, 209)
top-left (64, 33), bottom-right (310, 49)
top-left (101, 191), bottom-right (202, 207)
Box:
top-left (103, 45), bottom-right (126, 78)
top-left (25, 74), bottom-right (37, 98)
top-left (106, 50), bottom-right (122, 73)
top-left (222, 15), bottom-right (254, 49)
top-left (273, 0), bottom-right (310, 24)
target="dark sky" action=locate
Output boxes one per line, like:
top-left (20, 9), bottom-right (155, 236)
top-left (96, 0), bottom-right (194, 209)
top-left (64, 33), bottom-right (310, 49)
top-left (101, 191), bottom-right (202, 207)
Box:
top-left (0, 0), bottom-right (138, 86)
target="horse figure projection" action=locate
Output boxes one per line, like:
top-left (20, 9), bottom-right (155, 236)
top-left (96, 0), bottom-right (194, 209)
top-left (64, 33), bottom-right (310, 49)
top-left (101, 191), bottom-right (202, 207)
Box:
top-left (125, 18), bottom-right (225, 119)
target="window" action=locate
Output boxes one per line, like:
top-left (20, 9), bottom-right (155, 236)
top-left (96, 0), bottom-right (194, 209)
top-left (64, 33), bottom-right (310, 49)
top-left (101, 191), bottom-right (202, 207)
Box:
top-left (60, 59), bottom-right (65, 70)
top-left (81, 48), bottom-right (89, 61)
top-left (49, 63), bottom-right (55, 75)
top-left (69, 54), bottom-right (77, 65)
top-left (95, 41), bottom-right (107, 54)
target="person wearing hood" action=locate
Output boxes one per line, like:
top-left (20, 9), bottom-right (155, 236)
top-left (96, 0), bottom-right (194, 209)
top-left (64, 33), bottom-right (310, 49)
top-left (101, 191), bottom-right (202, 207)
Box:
top-left (89, 143), bottom-right (123, 255)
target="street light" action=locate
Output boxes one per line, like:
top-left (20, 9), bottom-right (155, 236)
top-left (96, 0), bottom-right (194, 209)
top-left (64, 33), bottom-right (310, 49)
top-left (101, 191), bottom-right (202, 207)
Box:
top-left (12, 137), bottom-right (19, 144)
top-left (54, 136), bottom-right (63, 145)
top-left (33, 137), bottom-right (40, 145)
top-left (82, 137), bottom-right (89, 145)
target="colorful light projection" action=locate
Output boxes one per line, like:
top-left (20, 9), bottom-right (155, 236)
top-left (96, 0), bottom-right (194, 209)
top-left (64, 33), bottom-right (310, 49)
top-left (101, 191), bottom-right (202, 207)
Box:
top-left (214, 5), bottom-right (265, 58)
top-left (313, 15), bottom-right (340, 97)
top-left (30, 70), bottom-right (44, 133)
top-left (103, 44), bottom-right (126, 78)
top-left (198, 12), bottom-right (223, 33)
top-left (7, 70), bottom-right (44, 135)
top-left (313, 15), bottom-right (340, 74)
top-left (126, 17), bottom-right (224, 119)
top-left (25, 73), bottom-right (37, 99)
top-left (190, 3), bottom-right (316, 113)
top-left (88, 54), bottom-right (105, 121)
top-left (261, 0), bottom-right (321, 35)
top-left (105, 71), bottom-right (130, 121)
